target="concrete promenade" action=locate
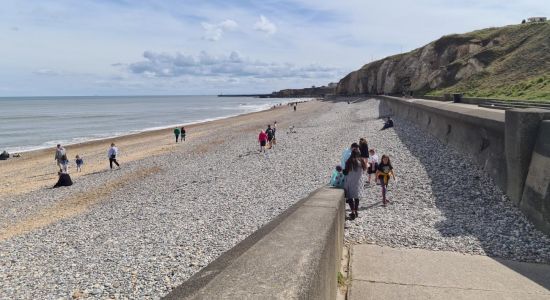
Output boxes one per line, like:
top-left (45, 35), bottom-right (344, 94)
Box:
top-left (349, 244), bottom-right (550, 299)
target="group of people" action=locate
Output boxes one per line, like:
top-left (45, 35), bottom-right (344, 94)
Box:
top-left (330, 138), bottom-right (396, 220)
top-left (52, 124), bottom-right (191, 189)
top-left (287, 102), bottom-right (299, 111)
top-left (173, 126), bottom-right (187, 143)
top-left (52, 143), bottom-right (120, 188)
top-left (258, 122), bottom-right (277, 153)
top-left (54, 144), bottom-right (84, 174)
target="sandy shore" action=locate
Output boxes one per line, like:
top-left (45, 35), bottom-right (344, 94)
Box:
top-left (0, 101), bottom-right (317, 198)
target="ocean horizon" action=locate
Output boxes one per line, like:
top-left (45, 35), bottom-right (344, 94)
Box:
top-left (0, 95), bottom-right (301, 153)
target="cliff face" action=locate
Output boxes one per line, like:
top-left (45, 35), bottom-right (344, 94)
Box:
top-left (270, 86), bottom-right (334, 98)
top-left (336, 22), bottom-right (550, 100)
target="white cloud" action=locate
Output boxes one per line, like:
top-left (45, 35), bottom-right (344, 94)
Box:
top-left (220, 19), bottom-right (238, 30)
top-left (3, 0), bottom-right (550, 96)
top-left (33, 68), bottom-right (62, 76)
top-left (122, 50), bottom-right (341, 79)
top-left (202, 19), bottom-right (238, 41)
top-left (254, 15), bottom-right (277, 35)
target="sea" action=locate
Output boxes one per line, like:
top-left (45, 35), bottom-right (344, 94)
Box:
top-left (0, 95), bottom-right (300, 153)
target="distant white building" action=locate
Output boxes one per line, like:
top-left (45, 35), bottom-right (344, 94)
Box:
top-left (528, 17), bottom-right (547, 23)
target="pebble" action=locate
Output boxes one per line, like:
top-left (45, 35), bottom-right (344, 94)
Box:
top-left (1, 99), bottom-right (549, 299)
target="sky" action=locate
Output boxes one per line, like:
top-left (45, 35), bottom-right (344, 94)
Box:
top-left (0, 0), bottom-right (548, 96)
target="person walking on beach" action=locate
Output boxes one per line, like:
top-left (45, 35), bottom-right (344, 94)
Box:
top-left (376, 154), bottom-right (395, 207)
top-left (294, 104), bottom-right (297, 111)
top-left (174, 127), bottom-right (180, 143)
top-left (266, 124), bottom-right (275, 149)
top-left (366, 149), bottom-right (379, 184)
top-left (181, 126), bottom-right (186, 142)
top-left (108, 143), bottom-right (120, 169)
top-left (75, 155), bottom-right (84, 172)
top-left (340, 142), bottom-right (360, 169)
top-left (343, 149), bottom-right (367, 220)
top-left (54, 144), bottom-right (66, 172)
top-left (75, 154), bottom-right (84, 172)
top-left (272, 121), bottom-right (277, 146)
top-left (60, 154), bottom-right (69, 173)
top-left (359, 138), bottom-right (369, 165)
top-left (258, 130), bottom-right (268, 153)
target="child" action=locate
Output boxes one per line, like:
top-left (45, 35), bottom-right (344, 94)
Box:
top-left (75, 155), bottom-right (84, 172)
top-left (60, 154), bottom-right (69, 173)
top-left (258, 130), bottom-right (268, 153)
top-left (330, 165), bottom-right (345, 188)
top-left (376, 154), bottom-right (395, 207)
top-left (367, 149), bottom-right (379, 183)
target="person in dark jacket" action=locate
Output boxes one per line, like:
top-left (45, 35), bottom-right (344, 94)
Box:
top-left (174, 127), bottom-right (180, 143)
top-left (359, 138), bottom-right (369, 165)
top-left (381, 117), bottom-right (394, 130)
top-left (266, 125), bottom-right (275, 148)
top-left (53, 171), bottom-right (73, 188)
top-left (181, 126), bottom-right (186, 141)
top-left (343, 149), bottom-right (367, 220)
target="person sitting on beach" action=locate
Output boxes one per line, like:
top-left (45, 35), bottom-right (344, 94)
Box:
top-left (181, 126), bottom-right (186, 141)
top-left (343, 149), bottom-right (367, 220)
top-left (340, 142), bottom-right (360, 168)
top-left (376, 154), bottom-right (396, 207)
top-left (366, 149), bottom-right (379, 184)
top-left (108, 143), bottom-right (120, 169)
top-left (174, 127), bottom-right (181, 143)
top-left (0, 150), bottom-right (9, 160)
top-left (75, 155), bottom-right (84, 172)
top-left (330, 165), bottom-right (345, 188)
top-left (54, 144), bottom-right (66, 172)
top-left (258, 130), bottom-right (268, 153)
top-left (381, 117), bottom-right (394, 130)
top-left (53, 171), bottom-right (73, 188)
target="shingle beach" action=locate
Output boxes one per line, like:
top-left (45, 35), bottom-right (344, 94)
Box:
top-left (1, 99), bottom-right (549, 299)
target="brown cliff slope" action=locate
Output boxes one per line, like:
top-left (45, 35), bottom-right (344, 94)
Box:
top-left (336, 22), bottom-right (550, 100)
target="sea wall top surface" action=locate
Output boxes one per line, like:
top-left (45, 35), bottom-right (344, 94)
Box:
top-left (164, 187), bottom-right (345, 299)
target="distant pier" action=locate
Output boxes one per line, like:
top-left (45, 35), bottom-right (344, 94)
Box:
top-left (217, 94), bottom-right (272, 98)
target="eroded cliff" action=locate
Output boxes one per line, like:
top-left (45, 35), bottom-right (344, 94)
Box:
top-left (336, 22), bottom-right (550, 100)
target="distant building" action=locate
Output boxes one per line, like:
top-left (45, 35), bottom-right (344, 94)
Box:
top-left (327, 82), bottom-right (338, 88)
top-left (527, 17), bottom-right (547, 23)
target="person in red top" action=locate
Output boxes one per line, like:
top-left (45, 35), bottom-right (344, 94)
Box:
top-left (258, 130), bottom-right (268, 153)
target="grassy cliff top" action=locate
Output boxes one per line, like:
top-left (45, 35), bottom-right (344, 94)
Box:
top-left (428, 21), bottom-right (550, 101)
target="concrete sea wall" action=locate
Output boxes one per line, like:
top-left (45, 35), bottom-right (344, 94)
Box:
top-left (378, 96), bottom-right (550, 235)
top-left (521, 120), bottom-right (550, 235)
top-left (378, 96), bottom-right (507, 189)
top-left (164, 187), bottom-right (345, 299)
